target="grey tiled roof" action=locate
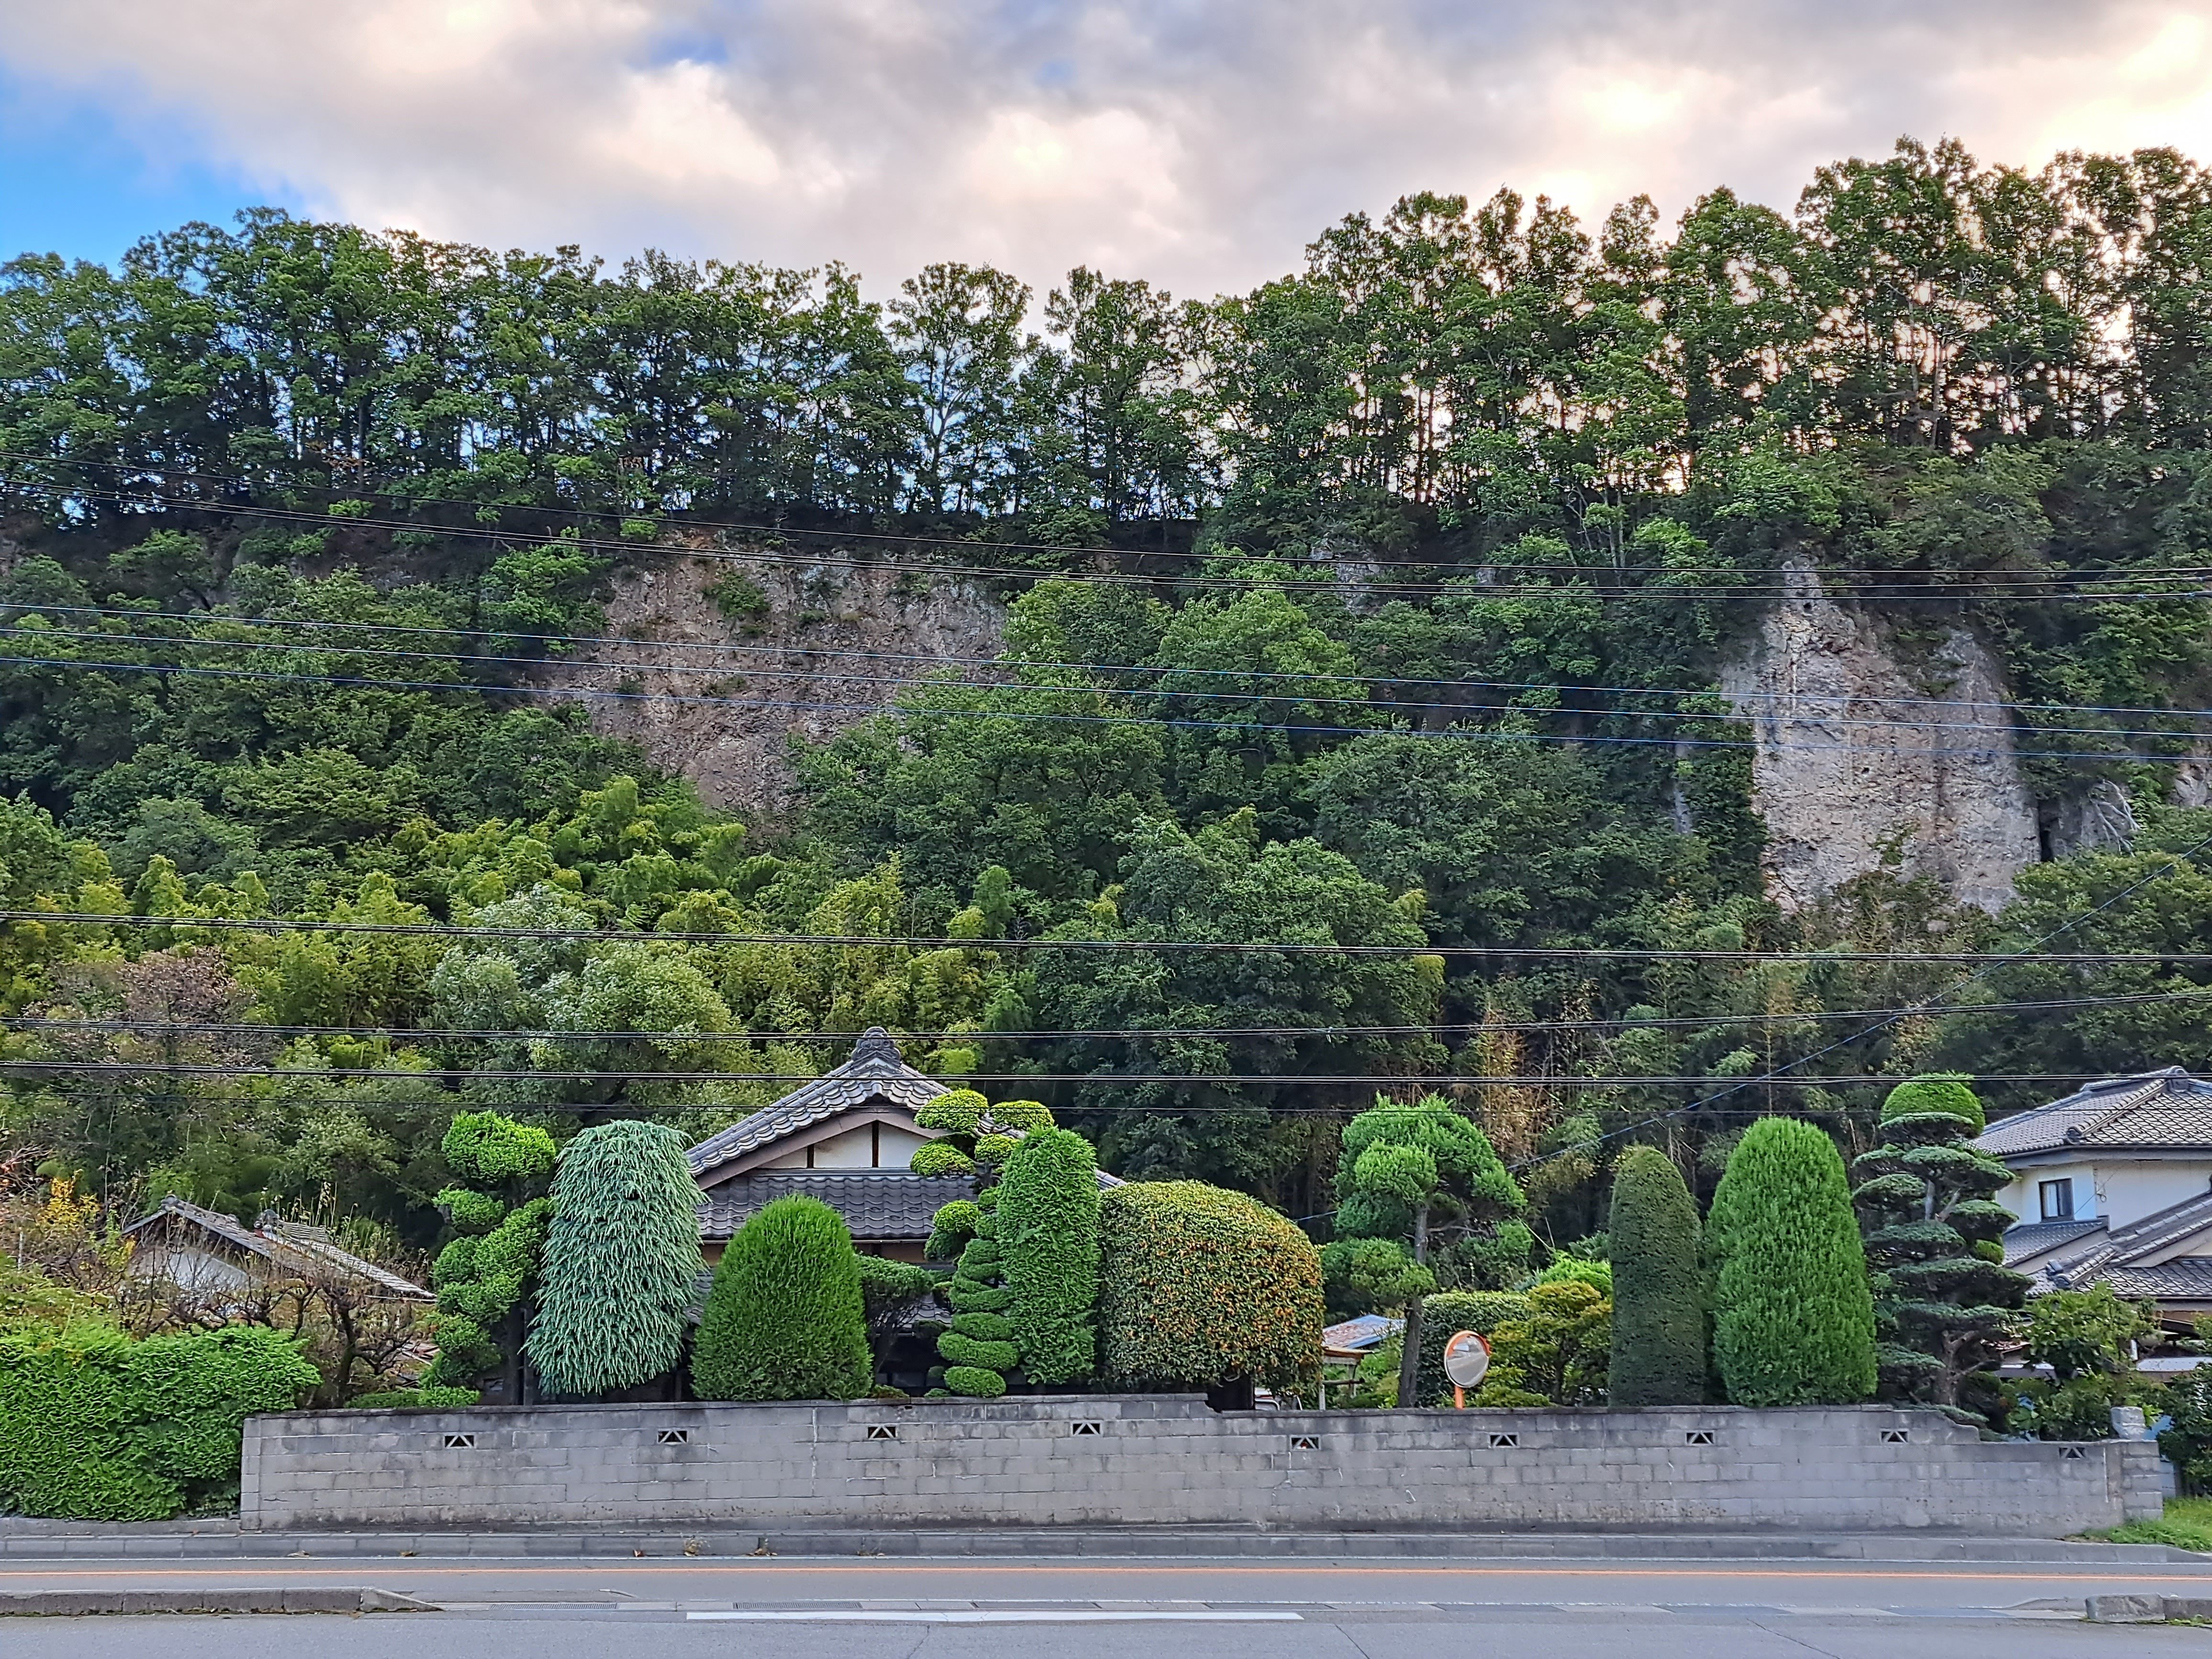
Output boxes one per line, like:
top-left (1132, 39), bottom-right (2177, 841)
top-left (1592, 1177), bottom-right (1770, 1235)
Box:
top-left (2044, 1188), bottom-right (2212, 1288)
top-left (686, 1027), bottom-right (948, 1180)
top-left (698, 1171), bottom-right (967, 1241)
top-left (2001, 1217), bottom-right (2107, 1265)
top-left (122, 1195), bottom-right (431, 1298)
top-left (2099, 1258), bottom-right (2212, 1301)
top-left (1976, 1067), bottom-right (2212, 1157)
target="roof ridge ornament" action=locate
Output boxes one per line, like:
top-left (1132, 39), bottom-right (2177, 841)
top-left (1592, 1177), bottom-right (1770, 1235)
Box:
top-left (851, 1026), bottom-right (903, 1066)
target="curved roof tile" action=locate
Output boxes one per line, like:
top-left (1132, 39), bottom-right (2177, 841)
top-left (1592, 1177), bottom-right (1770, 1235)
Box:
top-left (686, 1026), bottom-right (949, 1179)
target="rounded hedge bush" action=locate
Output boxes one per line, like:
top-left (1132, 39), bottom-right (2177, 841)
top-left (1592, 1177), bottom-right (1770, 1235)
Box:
top-left (693, 1195), bottom-right (872, 1402)
top-left (1708, 1117), bottom-right (1877, 1406)
top-left (1098, 1181), bottom-right (1322, 1393)
top-left (1608, 1145), bottom-right (1705, 1407)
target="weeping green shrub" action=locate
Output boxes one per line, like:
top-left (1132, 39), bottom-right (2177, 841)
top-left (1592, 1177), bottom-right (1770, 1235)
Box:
top-left (693, 1196), bottom-right (872, 1401)
top-left (528, 1119), bottom-right (704, 1398)
top-left (1709, 1118), bottom-right (1877, 1406)
top-left (0, 1324), bottom-right (320, 1520)
top-left (997, 1128), bottom-right (1101, 1386)
top-left (1608, 1145), bottom-right (1705, 1407)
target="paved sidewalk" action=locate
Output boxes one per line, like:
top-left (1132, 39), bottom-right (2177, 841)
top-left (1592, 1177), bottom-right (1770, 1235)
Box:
top-left (0, 1518), bottom-right (2201, 1562)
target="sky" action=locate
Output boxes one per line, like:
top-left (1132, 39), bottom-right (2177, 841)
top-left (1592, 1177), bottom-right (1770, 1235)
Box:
top-left (7, 0), bottom-right (2212, 299)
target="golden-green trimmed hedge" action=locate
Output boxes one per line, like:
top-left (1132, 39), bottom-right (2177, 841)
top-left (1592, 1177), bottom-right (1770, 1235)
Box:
top-left (1098, 1181), bottom-right (1322, 1393)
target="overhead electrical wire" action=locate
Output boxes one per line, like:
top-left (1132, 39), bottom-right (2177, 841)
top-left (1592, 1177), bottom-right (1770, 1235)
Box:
top-left (8, 906), bottom-right (2211, 961)
top-left (9, 987), bottom-right (2201, 1046)
top-left (6, 650), bottom-right (2205, 765)
top-left (12, 598), bottom-right (2212, 726)
top-left (25, 450), bottom-right (2212, 586)
top-left (14, 618), bottom-right (2210, 746)
top-left (11, 469), bottom-right (2212, 603)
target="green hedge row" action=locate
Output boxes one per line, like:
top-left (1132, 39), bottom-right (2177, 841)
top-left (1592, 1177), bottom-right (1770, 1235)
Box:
top-left (0, 1324), bottom-right (320, 1520)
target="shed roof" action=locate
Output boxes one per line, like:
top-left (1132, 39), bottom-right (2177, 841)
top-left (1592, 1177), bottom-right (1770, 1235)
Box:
top-left (1976, 1067), bottom-right (2212, 1158)
top-left (122, 1195), bottom-right (430, 1299)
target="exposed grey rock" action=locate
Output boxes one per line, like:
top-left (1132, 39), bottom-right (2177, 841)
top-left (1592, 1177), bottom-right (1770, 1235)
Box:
top-left (555, 543), bottom-right (1006, 822)
top-left (1719, 562), bottom-right (2039, 915)
top-left (2044, 779), bottom-right (2138, 859)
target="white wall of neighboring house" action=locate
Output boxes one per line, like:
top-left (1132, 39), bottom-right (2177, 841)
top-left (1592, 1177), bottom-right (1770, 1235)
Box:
top-left (1998, 1163), bottom-right (2101, 1225)
top-left (129, 1241), bottom-right (250, 1292)
top-left (1998, 1159), bottom-right (2212, 1232)
top-left (763, 1123), bottom-right (929, 1170)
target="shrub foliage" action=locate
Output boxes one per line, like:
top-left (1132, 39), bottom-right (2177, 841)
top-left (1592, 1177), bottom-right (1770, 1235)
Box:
top-left (0, 1324), bottom-right (319, 1519)
top-left (1709, 1117), bottom-right (1878, 1406)
top-left (1098, 1181), bottom-right (1322, 1394)
top-left (1414, 1289), bottom-right (1531, 1405)
top-left (693, 1195), bottom-right (873, 1402)
top-left (940, 1189), bottom-right (1015, 1396)
top-left (528, 1119), bottom-right (704, 1398)
top-left (1608, 1145), bottom-right (1705, 1407)
top-left (998, 1128), bottom-right (1102, 1386)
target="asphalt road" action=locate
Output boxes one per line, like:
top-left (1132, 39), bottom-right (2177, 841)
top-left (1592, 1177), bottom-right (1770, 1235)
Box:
top-left (8, 1555), bottom-right (2212, 1655)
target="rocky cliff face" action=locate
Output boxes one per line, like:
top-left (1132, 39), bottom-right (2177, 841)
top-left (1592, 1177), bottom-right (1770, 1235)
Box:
top-left (558, 544), bottom-right (1006, 822)
top-left (1719, 564), bottom-right (2041, 915)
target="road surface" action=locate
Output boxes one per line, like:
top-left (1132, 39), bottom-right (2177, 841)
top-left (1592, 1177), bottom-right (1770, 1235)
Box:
top-left (6, 1552), bottom-right (2212, 1655)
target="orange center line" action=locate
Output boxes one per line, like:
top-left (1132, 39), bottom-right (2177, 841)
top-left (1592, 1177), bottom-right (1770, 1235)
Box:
top-left (3, 1563), bottom-right (2209, 1584)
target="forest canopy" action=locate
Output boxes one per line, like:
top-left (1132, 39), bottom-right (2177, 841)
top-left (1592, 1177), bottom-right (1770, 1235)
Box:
top-left (6, 135), bottom-right (2212, 1255)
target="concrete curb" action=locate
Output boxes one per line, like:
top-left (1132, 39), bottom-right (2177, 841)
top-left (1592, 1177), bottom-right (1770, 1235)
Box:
top-left (0, 1588), bottom-right (437, 1616)
top-left (2088, 1593), bottom-right (2212, 1623)
top-left (0, 1524), bottom-right (2202, 1564)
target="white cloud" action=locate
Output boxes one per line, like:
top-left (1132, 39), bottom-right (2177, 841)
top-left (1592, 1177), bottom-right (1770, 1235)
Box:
top-left (4, 0), bottom-right (2212, 296)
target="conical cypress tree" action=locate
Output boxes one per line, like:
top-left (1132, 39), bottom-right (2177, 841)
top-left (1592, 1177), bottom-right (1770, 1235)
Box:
top-left (526, 1120), bottom-right (703, 1399)
top-left (692, 1195), bottom-right (871, 1402)
top-left (1708, 1117), bottom-right (1877, 1406)
top-left (997, 1128), bottom-right (1101, 1387)
top-left (1608, 1145), bottom-right (1705, 1406)
top-left (1852, 1074), bottom-right (2028, 1409)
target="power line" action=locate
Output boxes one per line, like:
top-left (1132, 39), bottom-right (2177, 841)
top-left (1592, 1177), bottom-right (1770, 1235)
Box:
top-left (5, 650), bottom-right (2201, 766)
top-left (12, 617), bottom-right (2209, 745)
top-left (23, 450), bottom-right (2212, 586)
top-left (9, 907), bottom-right (2212, 960)
top-left (14, 471), bottom-right (2212, 604)
top-left (17, 599), bottom-right (2212, 726)
top-left (9, 988), bottom-right (2201, 1045)
top-left (2, 1066), bottom-right (2146, 1091)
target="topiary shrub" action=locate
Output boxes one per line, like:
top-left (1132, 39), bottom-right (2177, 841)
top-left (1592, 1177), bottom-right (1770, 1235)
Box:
top-left (997, 1128), bottom-right (1101, 1386)
top-left (528, 1120), bottom-right (704, 1399)
top-left (423, 1110), bottom-right (557, 1395)
top-left (1098, 1182), bottom-right (1322, 1394)
top-left (0, 1323), bottom-right (320, 1520)
top-left (1414, 1289), bottom-right (1531, 1405)
top-left (1854, 1074), bottom-right (2026, 1410)
top-left (939, 1190), bottom-right (1016, 1395)
top-left (925, 1198), bottom-right (981, 1262)
top-left (1471, 1278), bottom-right (1611, 1405)
top-left (693, 1195), bottom-right (872, 1402)
top-left (1608, 1145), bottom-right (1705, 1407)
top-left (910, 1091), bottom-right (1054, 1182)
top-left (1708, 1117), bottom-right (1877, 1406)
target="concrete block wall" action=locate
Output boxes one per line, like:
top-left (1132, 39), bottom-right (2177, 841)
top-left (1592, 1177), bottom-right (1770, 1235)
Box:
top-left (241, 1396), bottom-right (2164, 1535)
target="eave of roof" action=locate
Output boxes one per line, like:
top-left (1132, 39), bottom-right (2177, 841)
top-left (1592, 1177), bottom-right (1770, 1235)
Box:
top-left (686, 1027), bottom-right (948, 1181)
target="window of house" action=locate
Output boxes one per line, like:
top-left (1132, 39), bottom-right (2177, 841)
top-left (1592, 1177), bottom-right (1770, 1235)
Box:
top-left (2040, 1178), bottom-right (2075, 1222)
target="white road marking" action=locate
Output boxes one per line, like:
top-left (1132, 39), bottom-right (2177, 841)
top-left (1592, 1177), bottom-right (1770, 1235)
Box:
top-left (686, 1609), bottom-right (1305, 1623)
